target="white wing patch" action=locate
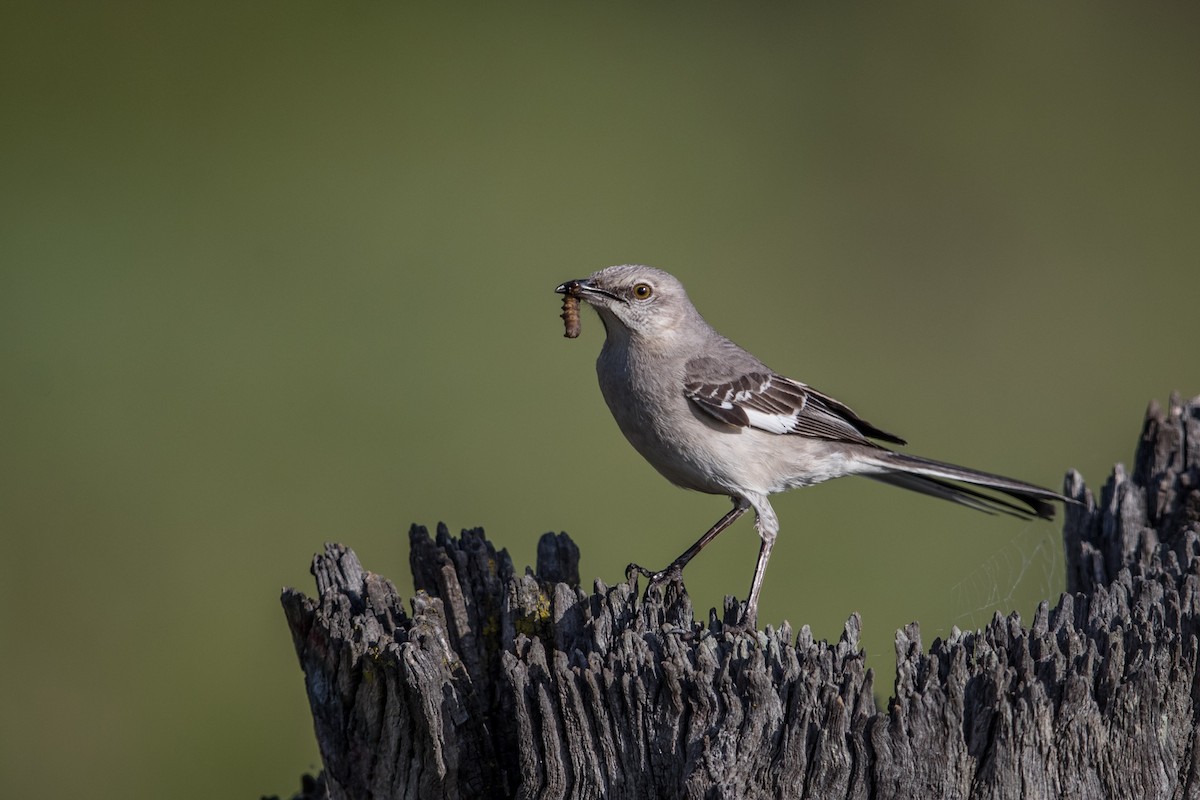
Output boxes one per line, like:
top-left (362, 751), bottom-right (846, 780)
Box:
top-left (737, 375), bottom-right (806, 433)
top-left (742, 406), bottom-right (797, 435)
top-left (686, 373), bottom-right (813, 434)
top-left (683, 366), bottom-right (904, 445)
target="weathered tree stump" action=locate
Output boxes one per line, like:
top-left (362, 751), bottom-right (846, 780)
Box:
top-left (275, 393), bottom-right (1200, 800)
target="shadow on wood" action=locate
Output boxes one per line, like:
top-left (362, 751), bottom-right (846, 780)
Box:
top-left (273, 394), bottom-right (1200, 800)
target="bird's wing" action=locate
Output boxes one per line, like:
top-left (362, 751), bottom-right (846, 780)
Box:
top-left (683, 361), bottom-right (907, 446)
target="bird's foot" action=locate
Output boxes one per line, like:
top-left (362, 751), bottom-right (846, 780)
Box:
top-left (626, 562), bottom-right (697, 636)
top-left (715, 605), bottom-right (760, 638)
top-left (625, 561), bottom-right (684, 588)
top-left (719, 616), bottom-right (759, 636)
top-left (660, 624), bottom-right (699, 640)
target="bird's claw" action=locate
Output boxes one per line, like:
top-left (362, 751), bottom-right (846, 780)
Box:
top-left (625, 561), bottom-right (683, 587)
top-left (625, 562), bottom-right (652, 581)
top-left (719, 616), bottom-right (760, 637)
top-left (660, 624), bottom-right (698, 640)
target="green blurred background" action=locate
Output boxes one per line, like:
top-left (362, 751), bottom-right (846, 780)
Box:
top-left (2, 3), bottom-right (1197, 797)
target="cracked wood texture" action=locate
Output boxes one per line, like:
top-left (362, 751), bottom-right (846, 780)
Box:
top-left (276, 393), bottom-right (1200, 800)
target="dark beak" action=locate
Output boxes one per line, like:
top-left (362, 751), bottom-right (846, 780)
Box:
top-left (555, 279), bottom-right (588, 297)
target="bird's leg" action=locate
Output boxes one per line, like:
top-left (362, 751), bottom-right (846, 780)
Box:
top-left (725, 494), bottom-right (778, 633)
top-left (626, 497), bottom-right (751, 588)
top-left (737, 530), bottom-right (776, 629)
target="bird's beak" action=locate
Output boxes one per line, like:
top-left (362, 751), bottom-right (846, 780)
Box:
top-left (555, 279), bottom-right (589, 297)
top-left (556, 278), bottom-right (619, 303)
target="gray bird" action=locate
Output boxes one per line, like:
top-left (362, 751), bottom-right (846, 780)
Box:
top-left (555, 264), bottom-right (1066, 631)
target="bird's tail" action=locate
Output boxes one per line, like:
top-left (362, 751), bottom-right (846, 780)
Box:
top-left (862, 452), bottom-right (1064, 520)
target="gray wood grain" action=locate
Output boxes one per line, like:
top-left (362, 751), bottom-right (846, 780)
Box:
top-left (276, 393), bottom-right (1200, 800)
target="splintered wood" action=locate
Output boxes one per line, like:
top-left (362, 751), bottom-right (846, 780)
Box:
top-left (561, 294), bottom-right (580, 338)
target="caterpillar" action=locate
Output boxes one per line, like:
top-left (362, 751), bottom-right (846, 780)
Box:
top-left (561, 294), bottom-right (581, 339)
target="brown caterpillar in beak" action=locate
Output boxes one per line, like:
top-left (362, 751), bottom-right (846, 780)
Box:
top-left (561, 294), bottom-right (581, 338)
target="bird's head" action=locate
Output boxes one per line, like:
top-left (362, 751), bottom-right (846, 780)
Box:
top-left (555, 264), bottom-right (695, 342)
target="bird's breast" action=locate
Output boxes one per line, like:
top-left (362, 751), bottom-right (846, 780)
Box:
top-left (595, 345), bottom-right (741, 495)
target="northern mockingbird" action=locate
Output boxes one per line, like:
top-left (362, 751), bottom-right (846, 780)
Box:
top-left (555, 264), bottom-right (1067, 630)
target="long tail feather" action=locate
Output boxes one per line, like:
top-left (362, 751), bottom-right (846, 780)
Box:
top-left (865, 452), bottom-right (1063, 520)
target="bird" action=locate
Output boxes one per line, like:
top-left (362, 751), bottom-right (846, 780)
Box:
top-left (554, 264), bottom-right (1067, 631)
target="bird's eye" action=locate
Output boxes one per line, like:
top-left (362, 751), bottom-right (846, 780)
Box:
top-left (632, 283), bottom-right (653, 300)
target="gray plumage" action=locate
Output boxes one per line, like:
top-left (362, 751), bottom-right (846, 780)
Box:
top-left (555, 264), bottom-right (1065, 629)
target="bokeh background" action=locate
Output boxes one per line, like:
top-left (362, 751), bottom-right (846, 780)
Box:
top-left (2, 3), bottom-right (1198, 797)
